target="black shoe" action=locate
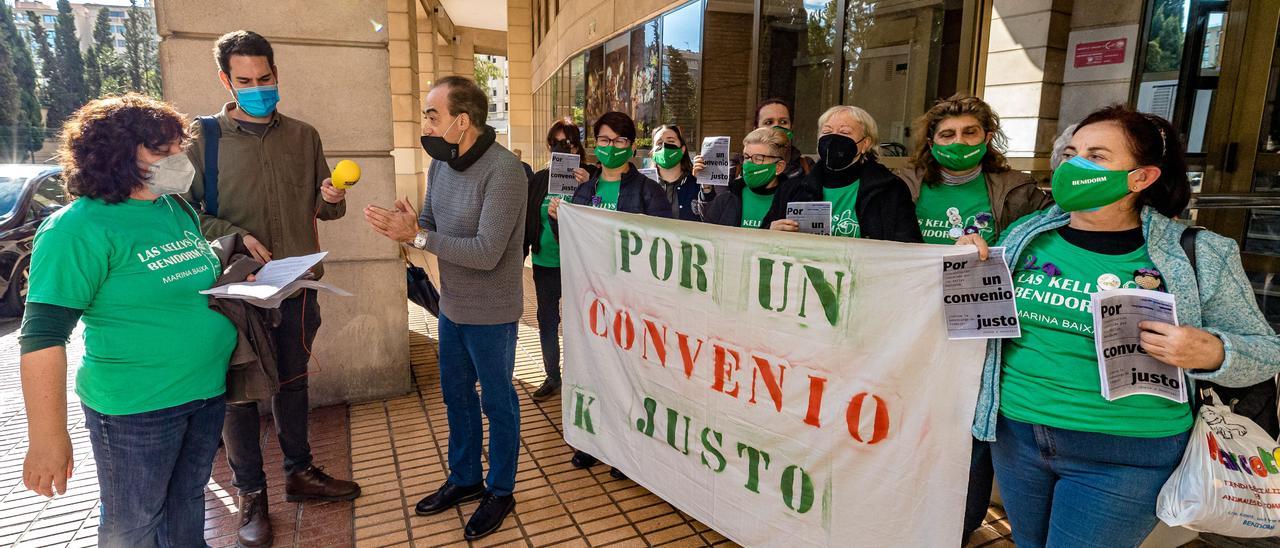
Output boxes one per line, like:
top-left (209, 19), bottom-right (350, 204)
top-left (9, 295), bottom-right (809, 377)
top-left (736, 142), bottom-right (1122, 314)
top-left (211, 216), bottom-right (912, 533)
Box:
top-left (464, 492), bottom-right (516, 540)
top-left (531, 380), bottom-right (561, 402)
top-left (571, 450), bottom-right (598, 468)
top-left (609, 467), bottom-right (627, 480)
top-left (415, 481), bottom-right (485, 516)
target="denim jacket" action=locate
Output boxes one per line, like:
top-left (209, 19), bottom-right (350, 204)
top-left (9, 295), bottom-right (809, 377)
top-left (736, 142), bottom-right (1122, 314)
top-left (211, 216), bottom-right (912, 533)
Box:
top-left (972, 205), bottom-right (1280, 441)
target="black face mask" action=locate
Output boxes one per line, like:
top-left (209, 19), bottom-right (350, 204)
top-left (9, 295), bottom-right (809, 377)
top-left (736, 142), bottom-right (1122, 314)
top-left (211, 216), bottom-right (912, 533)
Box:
top-left (817, 133), bottom-right (865, 173)
top-left (550, 140), bottom-right (573, 154)
top-left (421, 116), bottom-right (463, 161)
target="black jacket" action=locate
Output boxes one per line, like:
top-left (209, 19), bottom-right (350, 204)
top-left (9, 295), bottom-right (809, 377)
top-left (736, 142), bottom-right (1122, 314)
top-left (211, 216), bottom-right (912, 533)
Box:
top-left (524, 164), bottom-right (600, 257)
top-left (705, 176), bottom-right (783, 228)
top-left (551, 162), bottom-right (672, 238)
top-left (655, 171), bottom-right (702, 221)
top-left (761, 158), bottom-right (923, 243)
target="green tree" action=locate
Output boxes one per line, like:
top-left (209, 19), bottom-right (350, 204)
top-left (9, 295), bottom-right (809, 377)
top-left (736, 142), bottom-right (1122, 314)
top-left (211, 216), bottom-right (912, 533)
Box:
top-left (27, 12), bottom-right (53, 106)
top-left (0, 34), bottom-right (21, 162)
top-left (1145, 0), bottom-right (1185, 73)
top-left (660, 45), bottom-right (696, 132)
top-left (86, 7), bottom-right (124, 98)
top-left (123, 0), bottom-right (159, 97)
top-left (44, 0), bottom-right (88, 132)
top-left (473, 56), bottom-right (503, 96)
top-left (0, 2), bottom-right (43, 157)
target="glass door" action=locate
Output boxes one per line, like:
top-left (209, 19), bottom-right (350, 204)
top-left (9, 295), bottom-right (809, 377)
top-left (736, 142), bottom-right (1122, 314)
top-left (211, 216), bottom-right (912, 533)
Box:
top-left (1190, 0), bottom-right (1280, 330)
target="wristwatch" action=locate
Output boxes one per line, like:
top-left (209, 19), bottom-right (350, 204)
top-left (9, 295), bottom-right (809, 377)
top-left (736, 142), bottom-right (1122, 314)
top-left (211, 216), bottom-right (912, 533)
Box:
top-left (412, 229), bottom-right (429, 250)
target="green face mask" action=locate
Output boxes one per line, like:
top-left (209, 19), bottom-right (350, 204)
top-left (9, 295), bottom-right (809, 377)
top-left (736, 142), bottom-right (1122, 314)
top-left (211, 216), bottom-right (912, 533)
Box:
top-left (1051, 156), bottom-right (1135, 212)
top-left (931, 141), bottom-right (987, 171)
top-left (653, 145), bottom-right (684, 169)
top-left (595, 145), bottom-right (633, 169)
top-left (741, 161), bottom-right (777, 189)
top-left (771, 125), bottom-right (795, 143)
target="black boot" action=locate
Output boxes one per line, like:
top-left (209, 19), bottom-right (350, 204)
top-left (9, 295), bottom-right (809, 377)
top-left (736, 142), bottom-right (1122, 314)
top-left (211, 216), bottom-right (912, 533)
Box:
top-left (571, 450), bottom-right (598, 468)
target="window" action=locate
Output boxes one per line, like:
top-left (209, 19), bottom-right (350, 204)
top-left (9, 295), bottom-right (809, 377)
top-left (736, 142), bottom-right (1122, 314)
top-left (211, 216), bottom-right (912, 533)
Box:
top-left (42, 15), bottom-right (56, 25)
top-left (492, 88), bottom-right (497, 97)
top-left (116, 39), bottom-right (125, 48)
top-left (489, 104), bottom-right (497, 112)
top-left (661, 1), bottom-right (703, 145)
top-left (109, 10), bottom-right (125, 18)
top-left (504, 102), bottom-right (508, 110)
top-left (30, 175), bottom-right (68, 210)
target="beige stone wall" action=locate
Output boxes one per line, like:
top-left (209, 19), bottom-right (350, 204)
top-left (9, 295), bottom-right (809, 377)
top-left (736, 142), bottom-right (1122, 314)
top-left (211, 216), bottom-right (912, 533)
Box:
top-left (508, 0), bottom-right (536, 159)
top-left (155, 0), bottom-right (412, 406)
top-left (1057, 0), bottom-right (1144, 127)
top-left (980, 0), bottom-right (1072, 170)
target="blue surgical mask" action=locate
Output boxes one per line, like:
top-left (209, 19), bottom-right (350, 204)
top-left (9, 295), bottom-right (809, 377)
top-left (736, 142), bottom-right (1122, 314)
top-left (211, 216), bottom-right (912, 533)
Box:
top-left (234, 85), bottom-right (280, 118)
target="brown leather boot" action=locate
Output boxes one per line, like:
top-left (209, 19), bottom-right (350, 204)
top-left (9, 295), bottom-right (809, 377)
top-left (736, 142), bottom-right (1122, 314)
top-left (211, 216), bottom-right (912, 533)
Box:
top-left (284, 465), bottom-right (361, 502)
top-left (236, 489), bottom-right (272, 548)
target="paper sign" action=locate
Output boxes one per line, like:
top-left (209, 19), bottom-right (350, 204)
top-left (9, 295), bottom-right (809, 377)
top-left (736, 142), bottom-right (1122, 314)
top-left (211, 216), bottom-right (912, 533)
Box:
top-left (1092, 289), bottom-right (1186, 403)
top-left (786, 201), bottom-right (832, 235)
top-left (942, 247), bottom-right (1020, 339)
top-left (549, 152), bottom-right (580, 196)
top-left (638, 167), bottom-right (658, 182)
top-left (699, 136), bottom-right (731, 186)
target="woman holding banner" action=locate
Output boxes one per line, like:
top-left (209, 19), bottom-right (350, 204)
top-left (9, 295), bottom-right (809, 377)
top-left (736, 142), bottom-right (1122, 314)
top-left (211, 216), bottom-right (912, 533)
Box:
top-left (761, 105), bottom-right (922, 242)
top-left (897, 94), bottom-right (1052, 544)
top-left (547, 111), bottom-right (672, 475)
top-left (704, 127), bottom-right (791, 229)
top-left (524, 120), bottom-right (596, 402)
top-left (958, 105), bottom-right (1280, 547)
top-left (650, 125), bottom-right (702, 221)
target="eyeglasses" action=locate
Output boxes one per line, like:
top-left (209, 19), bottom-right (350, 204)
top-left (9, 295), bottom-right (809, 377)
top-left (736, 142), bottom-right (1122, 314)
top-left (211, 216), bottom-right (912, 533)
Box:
top-left (593, 136), bottom-right (632, 148)
top-left (742, 153), bottom-right (782, 164)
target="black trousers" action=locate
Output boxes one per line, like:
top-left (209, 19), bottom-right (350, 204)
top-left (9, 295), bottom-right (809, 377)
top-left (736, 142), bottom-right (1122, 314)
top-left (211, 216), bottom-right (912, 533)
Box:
top-left (531, 265), bottom-right (562, 382)
top-left (222, 290), bottom-right (321, 494)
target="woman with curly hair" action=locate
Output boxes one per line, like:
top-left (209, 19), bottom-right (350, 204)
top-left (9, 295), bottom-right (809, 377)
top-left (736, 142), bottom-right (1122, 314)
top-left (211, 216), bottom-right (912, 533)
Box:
top-left (900, 94), bottom-right (1052, 245)
top-left (20, 94), bottom-right (236, 547)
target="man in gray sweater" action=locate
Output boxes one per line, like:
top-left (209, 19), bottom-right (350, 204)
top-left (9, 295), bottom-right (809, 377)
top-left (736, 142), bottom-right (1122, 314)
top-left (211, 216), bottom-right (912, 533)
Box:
top-left (364, 76), bottom-right (526, 541)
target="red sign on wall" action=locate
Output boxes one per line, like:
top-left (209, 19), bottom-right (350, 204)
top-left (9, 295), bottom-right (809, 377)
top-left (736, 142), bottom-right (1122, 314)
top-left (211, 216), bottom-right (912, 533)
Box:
top-left (1074, 38), bottom-right (1127, 68)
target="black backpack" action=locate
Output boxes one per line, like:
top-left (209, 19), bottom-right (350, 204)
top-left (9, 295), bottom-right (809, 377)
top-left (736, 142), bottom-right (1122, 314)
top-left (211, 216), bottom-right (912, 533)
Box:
top-left (1182, 226), bottom-right (1279, 438)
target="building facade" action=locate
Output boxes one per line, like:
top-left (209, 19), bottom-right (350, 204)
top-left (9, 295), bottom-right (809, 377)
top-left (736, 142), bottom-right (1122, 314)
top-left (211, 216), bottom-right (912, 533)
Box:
top-left (9, 0), bottom-right (156, 72)
top-left (528, 0), bottom-right (1280, 335)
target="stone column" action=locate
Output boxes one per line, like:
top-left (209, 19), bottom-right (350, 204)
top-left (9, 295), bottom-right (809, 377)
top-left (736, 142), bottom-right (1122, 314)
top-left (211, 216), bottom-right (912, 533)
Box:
top-left (980, 0), bottom-right (1071, 171)
top-left (507, 0), bottom-right (536, 160)
top-left (389, 0), bottom-right (424, 203)
top-left (155, 0), bottom-right (412, 406)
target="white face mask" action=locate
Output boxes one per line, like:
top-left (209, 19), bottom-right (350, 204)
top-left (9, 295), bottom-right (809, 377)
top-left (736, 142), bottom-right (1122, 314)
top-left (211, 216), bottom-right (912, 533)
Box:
top-left (145, 154), bottom-right (196, 196)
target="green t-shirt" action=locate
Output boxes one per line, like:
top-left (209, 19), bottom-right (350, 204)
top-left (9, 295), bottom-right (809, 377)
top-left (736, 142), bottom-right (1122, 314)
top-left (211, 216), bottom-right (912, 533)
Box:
top-left (594, 179), bottom-right (620, 211)
top-left (915, 174), bottom-right (997, 245)
top-left (27, 196), bottom-right (236, 415)
top-left (740, 187), bottom-right (774, 228)
top-left (823, 181), bottom-right (860, 238)
top-left (1000, 230), bottom-right (1191, 437)
top-left (532, 195), bottom-right (560, 267)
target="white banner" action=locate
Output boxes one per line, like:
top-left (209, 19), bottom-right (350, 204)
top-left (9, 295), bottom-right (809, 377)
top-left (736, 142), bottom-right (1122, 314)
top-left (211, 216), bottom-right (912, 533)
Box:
top-left (558, 204), bottom-right (986, 547)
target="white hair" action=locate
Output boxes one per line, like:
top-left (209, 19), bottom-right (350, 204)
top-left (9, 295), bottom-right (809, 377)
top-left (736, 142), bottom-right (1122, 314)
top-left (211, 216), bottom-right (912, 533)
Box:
top-left (817, 105), bottom-right (879, 149)
top-left (1051, 123), bottom-right (1078, 170)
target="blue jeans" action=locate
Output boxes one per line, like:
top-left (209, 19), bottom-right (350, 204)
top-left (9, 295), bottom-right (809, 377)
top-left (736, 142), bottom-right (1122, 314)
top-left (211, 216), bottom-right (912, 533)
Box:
top-left (84, 396), bottom-right (226, 548)
top-left (991, 417), bottom-right (1190, 548)
top-left (437, 313), bottom-right (520, 496)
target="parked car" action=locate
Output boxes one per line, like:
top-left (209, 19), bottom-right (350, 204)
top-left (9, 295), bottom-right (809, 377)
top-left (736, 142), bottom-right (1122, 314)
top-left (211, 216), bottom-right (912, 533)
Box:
top-left (0, 164), bottom-right (70, 317)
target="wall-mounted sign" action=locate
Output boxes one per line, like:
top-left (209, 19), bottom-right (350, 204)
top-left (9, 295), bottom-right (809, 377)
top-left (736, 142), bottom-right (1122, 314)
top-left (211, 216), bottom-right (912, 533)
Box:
top-left (1074, 38), bottom-right (1127, 68)
top-left (1063, 25), bottom-right (1139, 83)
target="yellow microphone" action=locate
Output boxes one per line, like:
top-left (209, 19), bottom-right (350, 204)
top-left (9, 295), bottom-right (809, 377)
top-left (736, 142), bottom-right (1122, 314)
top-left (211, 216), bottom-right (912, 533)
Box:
top-left (331, 160), bottom-right (361, 190)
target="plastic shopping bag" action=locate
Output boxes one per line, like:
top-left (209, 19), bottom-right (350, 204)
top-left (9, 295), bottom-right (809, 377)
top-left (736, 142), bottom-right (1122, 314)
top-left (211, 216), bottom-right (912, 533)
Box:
top-left (1157, 395), bottom-right (1280, 537)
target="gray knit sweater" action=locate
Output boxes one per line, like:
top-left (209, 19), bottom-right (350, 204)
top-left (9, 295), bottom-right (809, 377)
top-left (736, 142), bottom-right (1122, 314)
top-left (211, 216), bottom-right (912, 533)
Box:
top-left (418, 143), bottom-right (527, 325)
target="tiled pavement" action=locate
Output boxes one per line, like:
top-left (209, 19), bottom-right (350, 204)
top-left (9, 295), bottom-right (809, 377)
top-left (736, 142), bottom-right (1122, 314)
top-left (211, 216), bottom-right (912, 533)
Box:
top-left (0, 266), bottom-right (1018, 547)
